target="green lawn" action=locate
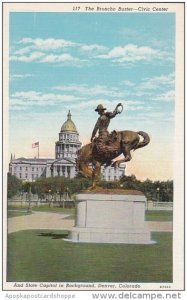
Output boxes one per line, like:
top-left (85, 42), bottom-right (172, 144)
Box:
top-left (8, 206), bottom-right (75, 217)
top-left (145, 210), bottom-right (173, 222)
top-left (32, 206), bottom-right (75, 215)
top-left (8, 210), bottom-right (32, 218)
top-left (7, 230), bottom-right (172, 283)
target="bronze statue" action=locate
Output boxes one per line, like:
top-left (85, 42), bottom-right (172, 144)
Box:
top-left (91, 103), bottom-right (123, 143)
top-left (77, 103), bottom-right (150, 187)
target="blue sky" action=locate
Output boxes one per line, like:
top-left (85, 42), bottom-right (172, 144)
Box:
top-left (9, 12), bottom-right (175, 180)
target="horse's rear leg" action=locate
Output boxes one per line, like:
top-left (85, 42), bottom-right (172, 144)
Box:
top-left (122, 145), bottom-right (132, 162)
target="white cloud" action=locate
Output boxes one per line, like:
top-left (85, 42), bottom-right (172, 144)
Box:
top-left (54, 84), bottom-right (126, 98)
top-left (10, 73), bottom-right (33, 80)
top-left (98, 44), bottom-right (157, 61)
top-left (10, 51), bottom-right (45, 62)
top-left (9, 109), bottom-right (66, 122)
top-left (98, 43), bottom-right (172, 63)
top-left (10, 91), bottom-right (81, 109)
top-left (11, 37), bottom-right (81, 65)
top-left (122, 80), bottom-right (135, 87)
top-left (81, 44), bottom-right (108, 53)
top-left (12, 91), bottom-right (80, 101)
top-left (40, 54), bottom-right (76, 63)
top-left (10, 91), bottom-right (138, 112)
top-left (18, 38), bottom-right (108, 55)
top-left (153, 90), bottom-right (175, 102)
top-left (68, 98), bottom-right (145, 112)
top-left (11, 38), bottom-right (173, 68)
top-left (10, 51), bottom-right (83, 65)
top-left (118, 73), bottom-right (175, 101)
top-left (19, 37), bottom-right (77, 50)
top-left (142, 112), bottom-right (166, 118)
top-left (14, 46), bottom-right (32, 55)
top-left (138, 73), bottom-right (175, 91)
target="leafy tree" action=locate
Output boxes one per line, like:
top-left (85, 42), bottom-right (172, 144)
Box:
top-left (33, 176), bottom-right (92, 197)
top-left (27, 175), bottom-right (173, 203)
top-left (22, 182), bottom-right (31, 193)
top-left (7, 173), bottom-right (22, 198)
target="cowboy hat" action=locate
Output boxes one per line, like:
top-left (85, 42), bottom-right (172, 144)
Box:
top-left (95, 104), bottom-right (106, 112)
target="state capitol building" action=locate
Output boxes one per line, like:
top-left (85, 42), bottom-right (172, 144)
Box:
top-left (9, 111), bottom-right (125, 182)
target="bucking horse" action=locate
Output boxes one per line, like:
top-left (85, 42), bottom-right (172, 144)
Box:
top-left (76, 130), bottom-right (150, 187)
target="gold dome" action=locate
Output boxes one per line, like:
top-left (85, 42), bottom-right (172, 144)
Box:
top-left (61, 111), bottom-right (77, 132)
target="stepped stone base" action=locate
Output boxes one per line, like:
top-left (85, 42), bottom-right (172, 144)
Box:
top-left (66, 192), bottom-right (155, 244)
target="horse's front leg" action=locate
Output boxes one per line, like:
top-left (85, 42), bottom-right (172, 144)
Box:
top-left (78, 161), bottom-right (93, 178)
top-left (92, 161), bottom-right (101, 188)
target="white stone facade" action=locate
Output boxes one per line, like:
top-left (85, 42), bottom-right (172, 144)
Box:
top-left (101, 164), bottom-right (125, 181)
top-left (46, 158), bottom-right (77, 178)
top-left (9, 111), bottom-right (125, 181)
top-left (9, 158), bottom-right (53, 181)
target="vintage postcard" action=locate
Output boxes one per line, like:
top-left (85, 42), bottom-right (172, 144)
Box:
top-left (2, 1), bottom-right (185, 294)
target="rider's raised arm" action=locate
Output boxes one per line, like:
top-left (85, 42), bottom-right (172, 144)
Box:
top-left (106, 103), bottom-right (122, 119)
top-left (106, 111), bottom-right (118, 119)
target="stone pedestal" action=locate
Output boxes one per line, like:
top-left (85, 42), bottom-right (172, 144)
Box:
top-left (67, 193), bottom-right (155, 244)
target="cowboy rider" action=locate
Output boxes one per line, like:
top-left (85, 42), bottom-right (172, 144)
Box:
top-left (91, 103), bottom-right (122, 143)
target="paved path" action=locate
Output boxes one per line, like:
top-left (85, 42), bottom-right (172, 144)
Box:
top-left (8, 211), bottom-right (172, 234)
top-left (147, 221), bottom-right (172, 232)
top-left (8, 211), bottom-right (74, 234)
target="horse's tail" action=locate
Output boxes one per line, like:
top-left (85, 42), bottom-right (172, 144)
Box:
top-left (134, 131), bottom-right (150, 151)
